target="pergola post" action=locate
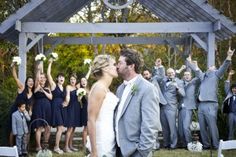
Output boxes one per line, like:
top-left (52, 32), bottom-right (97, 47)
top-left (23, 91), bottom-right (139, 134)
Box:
top-left (18, 32), bottom-right (27, 82)
top-left (207, 32), bottom-right (216, 67)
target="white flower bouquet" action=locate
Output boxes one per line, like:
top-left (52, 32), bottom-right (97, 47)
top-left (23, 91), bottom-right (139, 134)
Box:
top-left (35, 53), bottom-right (46, 61)
top-left (84, 59), bottom-right (92, 65)
top-left (76, 88), bottom-right (86, 97)
top-left (76, 88), bottom-right (86, 107)
top-left (187, 141), bottom-right (203, 152)
top-left (11, 56), bottom-right (21, 66)
top-left (36, 149), bottom-right (52, 157)
top-left (50, 52), bottom-right (58, 61)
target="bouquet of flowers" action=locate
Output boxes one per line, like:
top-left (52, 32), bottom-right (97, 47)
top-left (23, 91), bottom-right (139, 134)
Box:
top-left (35, 53), bottom-right (46, 61)
top-left (187, 141), bottom-right (203, 152)
top-left (36, 149), bottom-right (52, 157)
top-left (11, 56), bottom-right (21, 66)
top-left (84, 58), bottom-right (92, 65)
top-left (76, 88), bottom-right (86, 107)
top-left (49, 52), bottom-right (58, 61)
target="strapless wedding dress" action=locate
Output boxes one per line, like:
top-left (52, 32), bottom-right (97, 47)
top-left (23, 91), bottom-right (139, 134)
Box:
top-left (87, 92), bottom-right (119, 157)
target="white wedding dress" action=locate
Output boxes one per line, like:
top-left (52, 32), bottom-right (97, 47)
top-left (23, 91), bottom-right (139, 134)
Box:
top-left (87, 92), bottom-right (119, 157)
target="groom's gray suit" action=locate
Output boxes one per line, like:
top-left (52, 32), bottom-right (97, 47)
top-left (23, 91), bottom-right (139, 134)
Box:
top-left (115, 75), bottom-right (160, 157)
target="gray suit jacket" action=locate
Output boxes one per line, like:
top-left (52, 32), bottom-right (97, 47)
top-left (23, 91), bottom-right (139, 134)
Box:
top-left (222, 80), bottom-right (234, 113)
top-left (179, 78), bottom-right (200, 110)
top-left (151, 76), bottom-right (167, 105)
top-left (188, 60), bottom-right (231, 102)
top-left (12, 110), bottom-right (30, 135)
top-left (115, 75), bottom-right (160, 157)
top-left (154, 66), bottom-right (185, 109)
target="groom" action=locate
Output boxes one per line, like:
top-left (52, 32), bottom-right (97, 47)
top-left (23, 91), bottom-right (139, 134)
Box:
top-left (115, 49), bottom-right (161, 157)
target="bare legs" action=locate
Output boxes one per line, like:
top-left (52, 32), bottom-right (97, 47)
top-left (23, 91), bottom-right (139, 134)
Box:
top-left (54, 125), bottom-right (64, 149)
top-left (35, 126), bottom-right (51, 151)
top-left (82, 126), bottom-right (88, 146)
top-left (64, 127), bottom-right (73, 152)
top-left (35, 127), bottom-right (43, 150)
top-left (69, 128), bottom-right (78, 151)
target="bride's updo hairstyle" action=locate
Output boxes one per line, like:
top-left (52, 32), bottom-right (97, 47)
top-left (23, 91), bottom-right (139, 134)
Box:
top-left (91, 54), bottom-right (114, 79)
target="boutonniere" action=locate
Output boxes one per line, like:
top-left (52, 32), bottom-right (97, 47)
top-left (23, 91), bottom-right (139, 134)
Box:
top-left (76, 88), bottom-right (86, 107)
top-left (131, 84), bottom-right (138, 95)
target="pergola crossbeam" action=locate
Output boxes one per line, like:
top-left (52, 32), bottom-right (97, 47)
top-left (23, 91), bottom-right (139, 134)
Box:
top-left (191, 34), bottom-right (207, 51)
top-left (19, 22), bottom-right (216, 33)
top-left (44, 37), bottom-right (186, 45)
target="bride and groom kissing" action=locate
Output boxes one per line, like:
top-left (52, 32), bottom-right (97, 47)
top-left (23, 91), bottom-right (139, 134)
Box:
top-left (87, 49), bottom-right (161, 157)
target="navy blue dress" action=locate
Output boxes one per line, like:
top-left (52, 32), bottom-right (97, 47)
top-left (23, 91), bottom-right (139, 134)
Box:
top-left (80, 95), bottom-right (88, 126)
top-left (51, 85), bottom-right (66, 127)
top-left (32, 89), bottom-right (52, 128)
top-left (63, 89), bottom-right (82, 127)
top-left (8, 89), bottom-right (34, 131)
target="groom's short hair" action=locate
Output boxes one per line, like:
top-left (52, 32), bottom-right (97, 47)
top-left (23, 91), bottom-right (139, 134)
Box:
top-left (120, 48), bottom-right (144, 73)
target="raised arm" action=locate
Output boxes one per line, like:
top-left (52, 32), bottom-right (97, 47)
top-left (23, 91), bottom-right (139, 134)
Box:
top-left (35, 61), bottom-right (43, 88)
top-left (175, 65), bottom-right (186, 78)
top-left (216, 47), bottom-right (234, 78)
top-left (47, 58), bottom-right (56, 91)
top-left (12, 64), bottom-right (24, 92)
top-left (87, 84), bottom-right (106, 157)
top-left (152, 58), bottom-right (165, 79)
top-left (186, 56), bottom-right (204, 81)
top-left (224, 70), bottom-right (234, 94)
top-left (85, 65), bottom-right (92, 80)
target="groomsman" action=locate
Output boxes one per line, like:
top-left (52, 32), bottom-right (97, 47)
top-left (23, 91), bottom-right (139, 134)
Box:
top-left (222, 70), bottom-right (236, 140)
top-left (176, 66), bottom-right (200, 148)
top-left (143, 69), bottom-right (164, 150)
top-left (154, 61), bottom-right (185, 149)
top-left (187, 47), bottom-right (234, 149)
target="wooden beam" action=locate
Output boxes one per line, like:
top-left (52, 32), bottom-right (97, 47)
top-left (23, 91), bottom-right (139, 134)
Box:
top-left (18, 33), bottom-right (27, 83)
top-left (20, 22), bottom-right (215, 33)
top-left (44, 36), bottom-right (186, 45)
top-left (26, 34), bottom-right (44, 52)
top-left (0, 0), bottom-right (45, 33)
top-left (207, 32), bottom-right (216, 67)
top-left (191, 34), bottom-right (207, 51)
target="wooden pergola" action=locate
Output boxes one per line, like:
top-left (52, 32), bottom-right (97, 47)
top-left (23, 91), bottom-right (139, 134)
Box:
top-left (0, 0), bottom-right (236, 82)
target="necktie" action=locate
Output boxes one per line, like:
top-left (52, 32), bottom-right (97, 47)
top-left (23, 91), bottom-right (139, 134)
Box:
top-left (21, 113), bottom-right (24, 119)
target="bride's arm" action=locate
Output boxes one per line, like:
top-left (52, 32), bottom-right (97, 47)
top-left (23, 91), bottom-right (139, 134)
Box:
top-left (87, 83), bottom-right (106, 157)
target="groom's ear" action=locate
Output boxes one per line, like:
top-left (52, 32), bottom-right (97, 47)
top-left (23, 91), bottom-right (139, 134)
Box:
top-left (128, 64), bottom-right (135, 71)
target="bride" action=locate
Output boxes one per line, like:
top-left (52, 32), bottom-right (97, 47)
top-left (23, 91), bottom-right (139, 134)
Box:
top-left (87, 54), bottom-right (119, 157)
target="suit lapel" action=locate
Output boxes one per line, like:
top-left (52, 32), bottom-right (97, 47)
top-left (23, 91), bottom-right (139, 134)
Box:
top-left (119, 75), bottom-right (142, 118)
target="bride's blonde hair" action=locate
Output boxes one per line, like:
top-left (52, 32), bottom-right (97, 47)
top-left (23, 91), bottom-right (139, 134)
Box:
top-left (91, 54), bottom-right (114, 79)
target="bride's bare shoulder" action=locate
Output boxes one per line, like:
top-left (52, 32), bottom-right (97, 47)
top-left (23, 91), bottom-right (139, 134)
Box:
top-left (90, 82), bottom-right (107, 94)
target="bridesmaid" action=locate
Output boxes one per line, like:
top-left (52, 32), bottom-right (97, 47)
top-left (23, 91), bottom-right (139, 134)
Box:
top-left (8, 64), bottom-right (34, 146)
top-left (47, 58), bottom-right (65, 154)
top-left (63, 74), bottom-right (82, 152)
top-left (80, 66), bottom-right (91, 147)
top-left (32, 61), bottom-right (52, 151)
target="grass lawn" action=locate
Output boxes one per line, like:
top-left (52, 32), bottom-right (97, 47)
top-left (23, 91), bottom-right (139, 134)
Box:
top-left (28, 149), bottom-right (236, 157)
top-left (27, 131), bottom-right (236, 157)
